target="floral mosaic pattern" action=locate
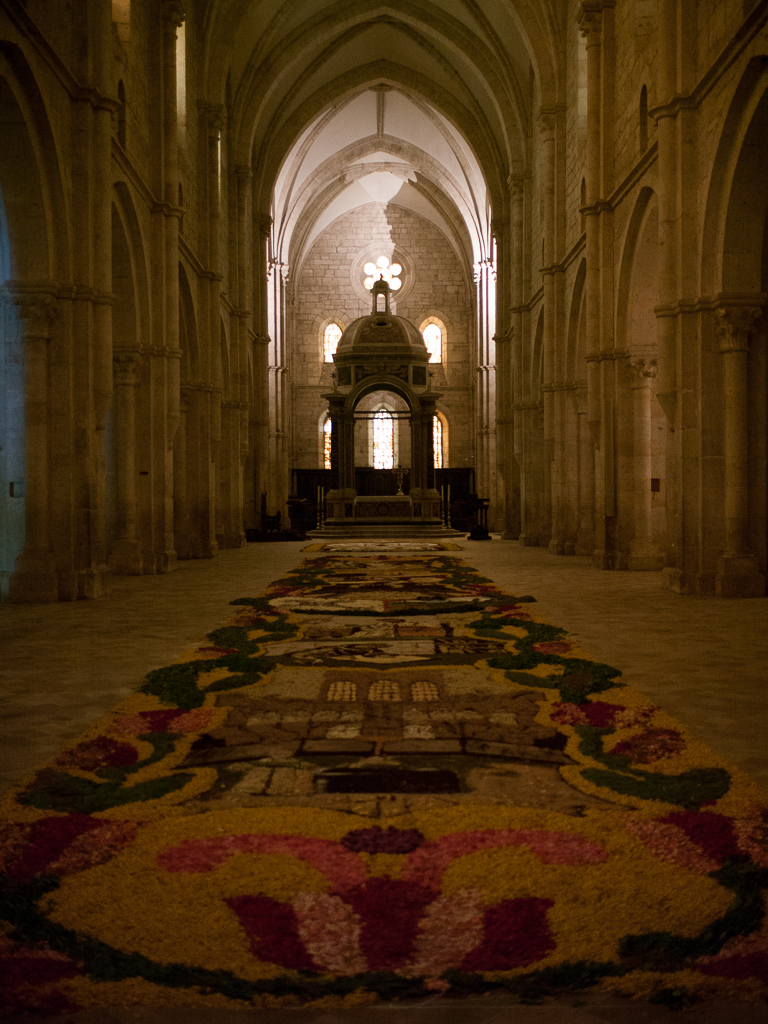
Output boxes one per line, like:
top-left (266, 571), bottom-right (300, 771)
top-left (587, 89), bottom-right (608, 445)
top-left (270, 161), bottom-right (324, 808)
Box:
top-left (1, 553), bottom-right (767, 1013)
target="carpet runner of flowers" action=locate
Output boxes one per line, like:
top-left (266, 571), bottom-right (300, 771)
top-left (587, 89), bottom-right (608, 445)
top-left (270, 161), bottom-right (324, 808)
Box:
top-left (2, 552), bottom-right (768, 1015)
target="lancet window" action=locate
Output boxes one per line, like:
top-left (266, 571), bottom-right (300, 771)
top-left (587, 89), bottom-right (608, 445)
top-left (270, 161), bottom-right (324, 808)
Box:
top-left (421, 321), bottom-right (443, 363)
top-left (433, 415), bottom-right (443, 468)
top-left (323, 417), bottom-right (332, 469)
top-left (323, 322), bottom-right (342, 362)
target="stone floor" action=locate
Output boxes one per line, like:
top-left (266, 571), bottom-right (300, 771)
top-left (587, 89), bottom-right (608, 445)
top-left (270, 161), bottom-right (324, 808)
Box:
top-left (2, 537), bottom-right (768, 1022)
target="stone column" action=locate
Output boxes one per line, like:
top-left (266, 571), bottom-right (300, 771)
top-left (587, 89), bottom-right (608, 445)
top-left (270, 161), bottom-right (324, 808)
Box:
top-left (109, 353), bottom-right (143, 573)
top-left (579, 1), bottom-right (616, 569)
top-left (574, 385), bottom-right (596, 555)
top-left (626, 358), bottom-right (664, 570)
top-left (578, 4), bottom-right (604, 434)
top-left (8, 292), bottom-right (59, 602)
top-left (473, 257), bottom-right (498, 524)
top-left (324, 394), bottom-right (354, 520)
top-left (508, 176), bottom-right (527, 541)
top-left (173, 389), bottom-right (190, 557)
top-left (160, 0), bottom-right (185, 571)
top-left (714, 306), bottom-right (765, 597)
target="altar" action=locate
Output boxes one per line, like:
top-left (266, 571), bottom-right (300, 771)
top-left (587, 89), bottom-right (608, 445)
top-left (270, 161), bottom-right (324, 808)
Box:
top-left (354, 495), bottom-right (412, 519)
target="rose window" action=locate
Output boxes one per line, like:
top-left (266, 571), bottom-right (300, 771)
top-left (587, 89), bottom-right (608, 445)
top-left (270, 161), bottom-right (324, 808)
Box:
top-left (364, 256), bottom-right (402, 292)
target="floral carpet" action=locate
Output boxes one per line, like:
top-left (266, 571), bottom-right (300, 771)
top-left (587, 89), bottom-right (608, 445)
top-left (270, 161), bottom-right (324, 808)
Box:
top-left (2, 553), bottom-right (768, 1015)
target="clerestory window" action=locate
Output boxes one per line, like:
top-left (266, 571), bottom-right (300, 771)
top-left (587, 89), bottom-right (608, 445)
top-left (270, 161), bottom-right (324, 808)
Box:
top-left (324, 322), bottom-right (342, 362)
top-left (422, 322), bottom-right (442, 363)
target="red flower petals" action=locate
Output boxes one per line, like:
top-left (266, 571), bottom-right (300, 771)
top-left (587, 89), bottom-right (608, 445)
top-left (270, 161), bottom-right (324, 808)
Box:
top-left (55, 736), bottom-right (138, 771)
top-left (343, 877), bottom-right (436, 970)
top-left (341, 825), bottom-right (424, 854)
top-left (460, 897), bottom-right (556, 971)
top-left (226, 895), bottom-right (319, 970)
top-left (157, 833), bottom-right (367, 888)
top-left (661, 811), bottom-right (741, 864)
top-left (402, 828), bottom-right (606, 890)
top-left (609, 728), bottom-right (685, 764)
top-left (3, 814), bottom-right (103, 880)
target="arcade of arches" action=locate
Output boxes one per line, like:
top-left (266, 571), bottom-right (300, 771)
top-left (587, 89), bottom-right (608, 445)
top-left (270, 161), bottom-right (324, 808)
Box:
top-left (1, 0), bottom-right (768, 602)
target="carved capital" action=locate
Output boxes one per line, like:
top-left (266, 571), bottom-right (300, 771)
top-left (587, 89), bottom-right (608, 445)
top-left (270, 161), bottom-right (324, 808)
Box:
top-left (162, 0), bottom-right (186, 28)
top-left (10, 290), bottom-right (58, 338)
top-left (715, 305), bottom-right (762, 353)
top-left (578, 4), bottom-right (604, 42)
top-left (537, 110), bottom-right (556, 139)
top-left (113, 352), bottom-right (142, 386)
top-left (507, 174), bottom-right (525, 200)
top-left (627, 356), bottom-right (658, 387)
top-left (258, 214), bottom-right (273, 239)
top-left (206, 103), bottom-right (226, 138)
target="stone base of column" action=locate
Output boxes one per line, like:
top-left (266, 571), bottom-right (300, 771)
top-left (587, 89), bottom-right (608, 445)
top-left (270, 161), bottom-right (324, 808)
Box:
top-left (8, 549), bottom-right (59, 603)
top-left (161, 550), bottom-right (178, 573)
top-left (662, 568), bottom-right (713, 595)
top-left (109, 539), bottom-right (144, 575)
top-left (548, 536), bottom-right (573, 552)
top-left (519, 533), bottom-right (540, 547)
top-left (715, 554), bottom-right (766, 597)
top-left (627, 537), bottom-right (664, 571)
top-left (592, 548), bottom-right (616, 570)
top-left (77, 565), bottom-right (111, 599)
top-left (500, 529), bottom-right (518, 540)
top-left (574, 529), bottom-right (595, 557)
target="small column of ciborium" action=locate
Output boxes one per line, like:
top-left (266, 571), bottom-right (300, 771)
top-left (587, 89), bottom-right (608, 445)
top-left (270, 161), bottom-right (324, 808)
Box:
top-left (391, 464), bottom-right (409, 495)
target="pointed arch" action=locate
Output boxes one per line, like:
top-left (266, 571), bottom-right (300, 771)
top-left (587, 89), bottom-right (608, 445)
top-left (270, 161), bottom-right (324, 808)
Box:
top-left (178, 262), bottom-right (199, 384)
top-left (616, 186), bottom-right (659, 354)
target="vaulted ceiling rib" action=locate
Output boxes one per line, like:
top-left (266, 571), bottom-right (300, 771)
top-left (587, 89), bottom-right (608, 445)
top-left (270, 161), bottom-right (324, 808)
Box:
top-left (200, 1), bottom-right (559, 286)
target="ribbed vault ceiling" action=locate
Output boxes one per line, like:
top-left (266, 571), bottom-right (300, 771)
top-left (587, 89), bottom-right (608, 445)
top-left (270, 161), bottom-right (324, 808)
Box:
top-left (200, 1), bottom-right (558, 276)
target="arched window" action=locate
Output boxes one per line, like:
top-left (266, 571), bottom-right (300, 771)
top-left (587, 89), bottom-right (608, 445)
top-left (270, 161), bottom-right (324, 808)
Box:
top-left (433, 415), bottom-right (443, 468)
top-left (372, 409), bottom-right (395, 469)
top-left (323, 417), bottom-right (332, 469)
top-left (422, 322), bottom-right (442, 363)
top-left (324, 322), bottom-right (342, 362)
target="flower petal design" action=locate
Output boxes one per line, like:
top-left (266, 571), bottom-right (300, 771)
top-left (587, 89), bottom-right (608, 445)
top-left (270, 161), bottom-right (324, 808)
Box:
top-left (157, 833), bottom-right (367, 889)
top-left (226, 894), bottom-right (318, 970)
top-left (625, 817), bottom-right (720, 873)
top-left (340, 877), bottom-right (437, 971)
top-left (293, 891), bottom-right (366, 974)
top-left (402, 828), bottom-right (606, 890)
top-left (402, 889), bottom-right (485, 979)
top-left (460, 897), bottom-right (556, 971)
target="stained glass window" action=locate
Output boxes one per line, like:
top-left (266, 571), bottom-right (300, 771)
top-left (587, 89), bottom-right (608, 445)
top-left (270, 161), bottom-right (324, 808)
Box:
top-left (433, 415), bottom-right (443, 468)
top-left (423, 322), bottom-right (442, 363)
top-left (372, 410), bottom-right (394, 469)
top-left (323, 418), bottom-right (332, 469)
top-left (324, 322), bottom-right (342, 362)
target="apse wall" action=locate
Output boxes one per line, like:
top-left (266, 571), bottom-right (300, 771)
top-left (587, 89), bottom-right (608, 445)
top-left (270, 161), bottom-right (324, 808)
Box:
top-left (290, 202), bottom-right (473, 474)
